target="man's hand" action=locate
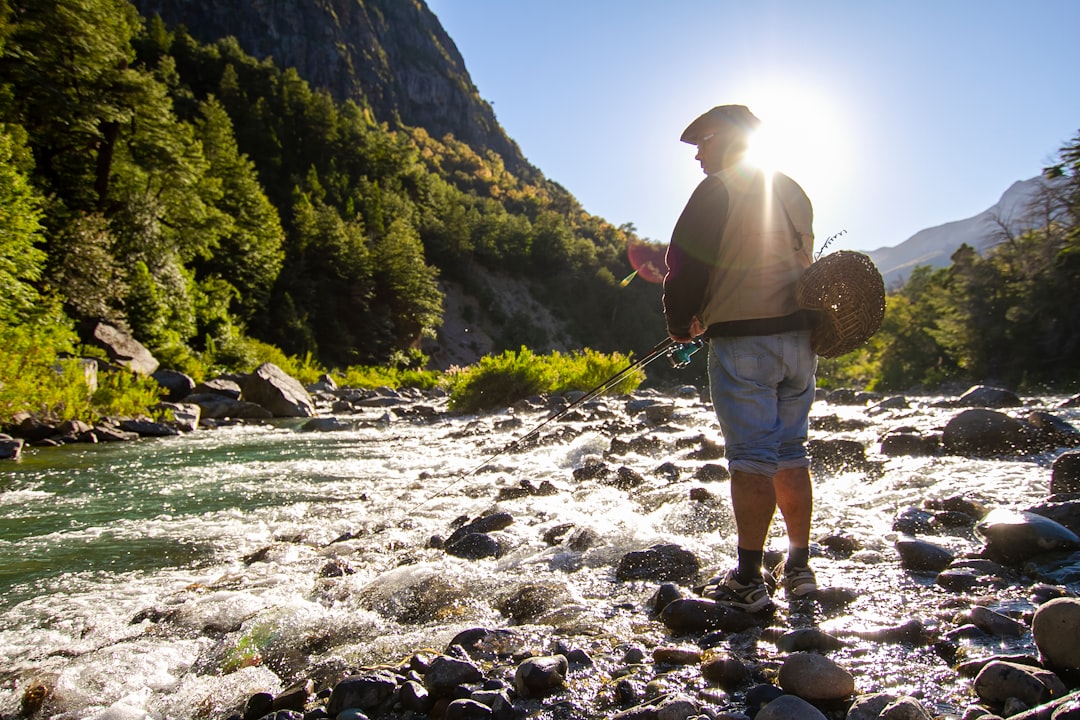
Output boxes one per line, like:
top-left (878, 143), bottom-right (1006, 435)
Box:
top-left (669, 317), bottom-right (705, 344)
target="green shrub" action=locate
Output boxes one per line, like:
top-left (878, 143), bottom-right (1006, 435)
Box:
top-left (447, 346), bottom-right (642, 413)
top-left (335, 365), bottom-right (442, 390)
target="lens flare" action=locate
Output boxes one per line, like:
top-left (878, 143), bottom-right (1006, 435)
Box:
top-left (626, 239), bottom-right (668, 284)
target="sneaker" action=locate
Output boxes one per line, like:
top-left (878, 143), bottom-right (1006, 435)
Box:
top-left (776, 562), bottom-right (818, 597)
top-left (702, 568), bottom-right (774, 612)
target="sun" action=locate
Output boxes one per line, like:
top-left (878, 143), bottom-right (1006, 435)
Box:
top-left (739, 83), bottom-right (851, 198)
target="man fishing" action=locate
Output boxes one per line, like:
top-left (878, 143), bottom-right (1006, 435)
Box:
top-left (662, 104), bottom-right (818, 613)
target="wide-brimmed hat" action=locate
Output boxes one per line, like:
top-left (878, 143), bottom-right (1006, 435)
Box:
top-left (796, 250), bottom-right (886, 358)
top-left (680, 105), bottom-right (761, 145)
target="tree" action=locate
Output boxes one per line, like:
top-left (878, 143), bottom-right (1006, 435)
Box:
top-left (0, 127), bottom-right (45, 323)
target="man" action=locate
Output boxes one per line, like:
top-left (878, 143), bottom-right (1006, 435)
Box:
top-left (663, 104), bottom-right (818, 613)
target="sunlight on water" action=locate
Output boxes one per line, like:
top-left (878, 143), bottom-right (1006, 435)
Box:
top-left (0, 397), bottom-right (1077, 717)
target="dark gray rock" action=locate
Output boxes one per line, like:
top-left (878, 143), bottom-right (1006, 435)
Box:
top-left (151, 368), bottom-right (195, 401)
top-left (958, 385), bottom-right (1023, 408)
top-left (976, 508), bottom-right (1080, 565)
top-left (513, 654), bottom-right (567, 698)
top-left (81, 321), bottom-right (159, 375)
top-left (895, 536), bottom-right (954, 572)
top-left (242, 363), bottom-right (316, 418)
top-left (658, 598), bottom-right (765, 634)
top-left (942, 408), bottom-right (1047, 457)
top-left (615, 543), bottom-right (699, 582)
top-left (326, 672), bottom-right (397, 716)
top-left (1052, 451), bottom-right (1080, 495)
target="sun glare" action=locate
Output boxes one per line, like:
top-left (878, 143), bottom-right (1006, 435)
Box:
top-left (740, 84), bottom-right (850, 198)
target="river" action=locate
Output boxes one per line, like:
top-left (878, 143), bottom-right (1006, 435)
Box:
top-left (0, 386), bottom-right (1076, 719)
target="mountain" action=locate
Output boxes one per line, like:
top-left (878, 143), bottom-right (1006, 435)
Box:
top-left (130, 0), bottom-right (533, 178)
top-left (867, 176), bottom-right (1057, 288)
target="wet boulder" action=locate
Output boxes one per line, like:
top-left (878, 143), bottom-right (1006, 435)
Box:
top-left (615, 543), bottom-right (700, 583)
top-left (879, 430), bottom-right (939, 457)
top-left (776, 652), bottom-right (854, 701)
top-left (424, 655), bottom-right (484, 696)
top-left (658, 598), bottom-right (765, 634)
top-left (514, 654), bottom-right (568, 698)
top-left (957, 385), bottom-right (1023, 408)
top-left (1027, 411), bottom-right (1080, 449)
top-left (185, 393), bottom-right (273, 420)
top-left (242, 363), bottom-right (316, 417)
top-left (895, 536), bottom-right (954, 572)
top-left (976, 508), bottom-right (1080, 565)
top-left (973, 660), bottom-right (1067, 708)
top-left (1051, 450), bottom-right (1080, 495)
top-left (326, 672), bottom-right (397, 716)
top-left (942, 409), bottom-right (1046, 457)
top-left (1032, 597), bottom-right (1080, 674)
top-left (0, 435), bottom-right (23, 460)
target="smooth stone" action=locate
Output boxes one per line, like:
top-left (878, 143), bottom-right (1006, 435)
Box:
top-left (967, 605), bottom-right (1027, 638)
top-left (1052, 451), bottom-right (1080, 494)
top-left (774, 628), bottom-right (845, 652)
top-left (976, 508), bottom-right (1080, 565)
top-left (325, 673), bottom-right (396, 716)
top-left (1033, 598), bottom-right (1080, 672)
top-left (658, 598), bottom-right (767, 634)
top-left (425, 655), bottom-right (484, 694)
top-left (444, 698), bottom-right (492, 720)
top-left (755, 694), bottom-right (828, 720)
top-left (700, 656), bottom-right (750, 690)
top-left (776, 652), bottom-right (854, 701)
top-left (895, 536), bottom-right (955, 571)
top-left (973, 660), bottom-right (1067, 707)
top-left (615, 543), bottom-right (700, 582)
top-left (513, 654), bottom-right (568, 698)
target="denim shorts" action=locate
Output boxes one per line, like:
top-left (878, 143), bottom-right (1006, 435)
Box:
top-left (707, 330), bottom-right (817, 476)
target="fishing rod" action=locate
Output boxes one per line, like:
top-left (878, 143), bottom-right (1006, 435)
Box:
top-left (412, 336), bottom-right (704, 509)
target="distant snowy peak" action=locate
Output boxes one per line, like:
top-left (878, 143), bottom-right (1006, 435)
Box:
top-left (867, 176), bottom-right (1055, 288)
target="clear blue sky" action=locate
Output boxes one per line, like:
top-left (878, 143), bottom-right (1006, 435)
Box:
top-left (425, 1), bottom-right (1080, 253)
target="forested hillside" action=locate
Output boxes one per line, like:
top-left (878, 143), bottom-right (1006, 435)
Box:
top-left (0, 0), bottom-right (665, 384)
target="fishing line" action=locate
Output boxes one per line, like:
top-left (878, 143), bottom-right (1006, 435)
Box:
top-left (405, 336), bottom-right (699, 514)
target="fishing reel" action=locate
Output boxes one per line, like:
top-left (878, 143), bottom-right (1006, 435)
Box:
top-left (667, 338), bottom-right (704, 368)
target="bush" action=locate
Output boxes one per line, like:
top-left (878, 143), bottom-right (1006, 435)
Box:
top-left (447, 346), bottom-right (642, 413)
top-left (335, 365), bottom-right (443, 390)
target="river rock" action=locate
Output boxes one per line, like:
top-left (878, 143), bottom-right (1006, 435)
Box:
top-left (425, 655), bottom-right (483, 695)
top-left (701, 655), bottom-right (750, 689)
top-left (299, 417), bottom-right (358, 432)
top-left (241, 363), bottom-right (316, 417)
top-left (896, 536), bottom-right (954, 571)
top-left (880, 431), bottom-right (939, 457)
top-left (957, 385), bottom-right (1022, 408)
top-left (1028, 412), bottom-right (1080, 449)
top-left (658, 598), bottom-right (765, 634)
top-left (976, 508), bottom-right (1080, 565)
top-left (185, 393), bottom-right (273, 420)
top-left (117, 418), bottom-right (180, 437)
top-left (1032, 597), bottom-right (1080, 673)
top-left (192, 377), bottom-right (243, 399)
top-left (847, 693), bottom-right (900, 720)
top-left (879, 696), bottom-right (935, 719)
top-left (326, 672), bottom-right (397, 715)
top-left (514, 654), bottom-right (567, 698)
top-left (776, 652), bottom-right (854, 701)
top-left (755, 694), bottom-right (828, 720)
top-left (444, 698), bottom-right (492, 720)
top-left (973, 660), bottom-right (1067, 707)
top-left (157, 402), bottom-right (200, 431)
top-left (615, 543), bottom-right (700, 582)
top-left (81, 321), bottom-right (159, 375)
top-left (943, 408), bottom-right (1046, 457)
top-left (151, 368), bottom-right (195, 401)
top-left (1052, 451), bottom-right (1080, 495)
top-left (808, 438), bottom-right (869, 472)
top-left (966, 606), bottom-right (1028, 638)
top-left (0, 436), bottom-right (23, 460)
top-left (774, 628), bottom-right (845, 652)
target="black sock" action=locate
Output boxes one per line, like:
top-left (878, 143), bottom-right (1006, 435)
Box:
top-left (735, 548), bottom-right (764, 583)
top-left (787, 545), bottom-right (810, 569)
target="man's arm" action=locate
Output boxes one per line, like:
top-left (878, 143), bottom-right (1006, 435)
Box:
top-left (662, 177), bottom-right (727, 340)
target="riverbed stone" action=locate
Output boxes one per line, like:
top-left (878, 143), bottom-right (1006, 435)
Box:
top-left (1028, 412), bottom-right (1080, 449)
top-left (958, 385), bottom-right (1022, 408)
top-left (240, 363), bottom-right (315, 417)
top-left (152, 368), bottom-right (196, 401)
top-left (0, 436), bottom-right (23, 460)
top-left (425, 655), bottom-right (483, 695)
top-left (880, 431), bottom-right (939, 457)
top-left (658, 598), bottom-right (766, 634)
top-left (973, 660), bottom-right (1067, 707)
top-left (966, 606), bottom-right (1027, 638)
top-left (514, 654), bottom-right (568, 698)
top-left (1052, 451), bottom-right (1080, 495)
top-left (776, 652), bottom-right (854, 701)
top-left (1033, 597), bottom-right (1080, 673)
top-left (326, 672), bottom-right (397, 715)
top-left (943, 408), bottom-right (1050, 457)
top-left (976, 508), bottom-right (1080, 565)
top-left (895, 536), bottom-right (954, 571)
top-left (701, 655), bottom-right (750, 689)
top-left (615, 543), bottom-right (700, 582)
top-left (755, 694), bottom-right (828, 720)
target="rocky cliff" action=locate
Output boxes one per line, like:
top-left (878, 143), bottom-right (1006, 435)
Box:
top-left (131, 0), bottom-right (533, 178)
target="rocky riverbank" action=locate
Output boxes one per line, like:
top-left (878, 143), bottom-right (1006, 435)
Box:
top-left (5, 361), bottom-right (1080, 720)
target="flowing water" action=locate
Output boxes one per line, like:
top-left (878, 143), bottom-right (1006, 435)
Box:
top-left (0, 388), bottom-right (1076, 719)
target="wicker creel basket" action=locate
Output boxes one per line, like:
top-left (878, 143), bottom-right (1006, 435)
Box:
top-left (796, 250), bottom-right (886, 358)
